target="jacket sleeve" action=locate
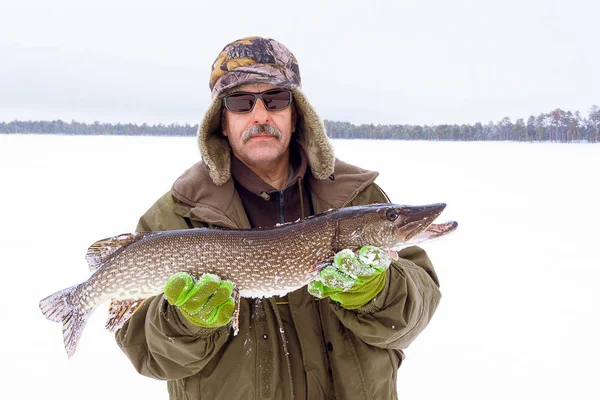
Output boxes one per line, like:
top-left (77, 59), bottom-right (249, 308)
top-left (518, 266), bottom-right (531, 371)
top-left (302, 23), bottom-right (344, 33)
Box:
top-left (329, 182), bottom-right (442, 349)
top-left (114, 192), bottom-right (231, 380)
top-left (328, 245), bottom-right (441, 350)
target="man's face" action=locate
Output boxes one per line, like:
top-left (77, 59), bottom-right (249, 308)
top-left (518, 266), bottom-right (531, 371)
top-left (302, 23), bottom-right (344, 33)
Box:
top-left (222, 83), bottom-right (295, 169)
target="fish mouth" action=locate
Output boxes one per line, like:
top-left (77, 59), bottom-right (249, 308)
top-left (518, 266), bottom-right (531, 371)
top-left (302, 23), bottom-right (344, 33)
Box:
top-left (415, 221), bottom-right (458, 241)
top-left (394, 203), bottom-right (449, 242)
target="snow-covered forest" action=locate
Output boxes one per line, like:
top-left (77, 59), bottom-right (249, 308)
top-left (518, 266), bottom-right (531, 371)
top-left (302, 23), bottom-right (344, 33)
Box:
top-left (2, 105), bottom-right (599, 141)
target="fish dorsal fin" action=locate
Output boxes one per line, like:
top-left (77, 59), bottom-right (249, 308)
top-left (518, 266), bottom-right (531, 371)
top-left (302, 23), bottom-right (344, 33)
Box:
top-left (85, 232), bottom-right (147, 271)
top-left (105, 298), bottom-right (149, 332)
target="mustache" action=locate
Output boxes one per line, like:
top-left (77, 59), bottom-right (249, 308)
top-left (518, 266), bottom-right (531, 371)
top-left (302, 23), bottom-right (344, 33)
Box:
top-left (242, 124), bottom-right (282, 143)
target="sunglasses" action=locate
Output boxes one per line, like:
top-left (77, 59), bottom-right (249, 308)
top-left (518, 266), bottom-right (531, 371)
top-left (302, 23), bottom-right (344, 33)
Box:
top-left (223, 89), bottom-right (293, 113)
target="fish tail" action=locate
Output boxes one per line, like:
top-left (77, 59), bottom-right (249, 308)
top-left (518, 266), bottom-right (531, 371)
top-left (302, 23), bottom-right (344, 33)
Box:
top-left (39, 284), bottom-right (88, 358)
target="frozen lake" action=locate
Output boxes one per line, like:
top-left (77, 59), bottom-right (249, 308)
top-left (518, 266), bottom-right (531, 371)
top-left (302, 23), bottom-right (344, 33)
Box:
top-left (1, 134), bottom-right (598, 399)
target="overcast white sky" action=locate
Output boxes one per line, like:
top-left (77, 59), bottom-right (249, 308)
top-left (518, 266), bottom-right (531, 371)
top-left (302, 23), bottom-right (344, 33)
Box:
top-left (1, 0), bottom-right (599, 126)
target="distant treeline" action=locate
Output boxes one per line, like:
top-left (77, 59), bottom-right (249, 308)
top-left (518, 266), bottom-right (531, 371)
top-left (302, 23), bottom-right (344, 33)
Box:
top-left (2, 106), bottom-right (599, 142)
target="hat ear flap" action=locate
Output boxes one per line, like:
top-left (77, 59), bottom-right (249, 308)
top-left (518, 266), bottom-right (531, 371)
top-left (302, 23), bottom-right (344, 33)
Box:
top-left (197, 97), bottom-right (232, 186)
top-left (290, 88), bottom-right (335, 180)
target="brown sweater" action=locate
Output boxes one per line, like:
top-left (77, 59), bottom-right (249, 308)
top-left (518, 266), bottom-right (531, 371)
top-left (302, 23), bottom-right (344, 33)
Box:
top-left (230, 144), bottom-right (314, 228)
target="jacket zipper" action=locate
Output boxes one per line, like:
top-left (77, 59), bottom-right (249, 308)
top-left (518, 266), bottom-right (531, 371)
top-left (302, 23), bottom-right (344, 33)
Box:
top-left (279, 190), bottom-right (285, 223)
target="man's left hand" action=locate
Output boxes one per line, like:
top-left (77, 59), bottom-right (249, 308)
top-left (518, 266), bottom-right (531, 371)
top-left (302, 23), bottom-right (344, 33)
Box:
top-left (308, 246), bottom-right (392, 309)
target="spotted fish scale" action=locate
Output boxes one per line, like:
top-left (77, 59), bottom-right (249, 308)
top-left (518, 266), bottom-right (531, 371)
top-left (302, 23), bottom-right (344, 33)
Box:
top-left (39, 203), bottom-right (457, 357)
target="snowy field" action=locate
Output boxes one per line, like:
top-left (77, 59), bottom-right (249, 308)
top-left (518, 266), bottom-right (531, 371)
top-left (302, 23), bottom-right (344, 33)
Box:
top-left (1, 134), bottom-right (598, 399)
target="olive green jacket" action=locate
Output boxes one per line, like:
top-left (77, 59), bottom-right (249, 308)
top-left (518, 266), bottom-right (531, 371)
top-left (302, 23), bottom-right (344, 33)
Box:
top-left (115, 158), bottom-right (441, 400)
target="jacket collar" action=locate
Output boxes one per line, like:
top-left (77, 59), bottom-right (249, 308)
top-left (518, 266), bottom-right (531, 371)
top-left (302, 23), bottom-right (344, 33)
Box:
top-left (170, 157), bottom-right (379, 228)
top-left (307, 158), bottom-right (379, 214)
top-left (170, 161), bottom-right (250, 229)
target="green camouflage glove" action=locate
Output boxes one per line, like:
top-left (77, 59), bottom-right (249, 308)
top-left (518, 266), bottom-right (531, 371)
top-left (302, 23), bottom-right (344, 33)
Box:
top-left (164, 272), bottom-right (236, 328)
top-left (308, 246), bottom-right (392, 310)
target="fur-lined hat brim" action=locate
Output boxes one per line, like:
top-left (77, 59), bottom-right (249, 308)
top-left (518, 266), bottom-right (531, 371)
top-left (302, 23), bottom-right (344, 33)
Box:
top-left (197, 87), bottom-right (335, 186)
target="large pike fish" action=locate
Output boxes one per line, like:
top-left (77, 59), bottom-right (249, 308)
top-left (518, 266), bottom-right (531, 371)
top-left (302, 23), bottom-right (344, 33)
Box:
top-left (40, 203), bottom-right (457, 357)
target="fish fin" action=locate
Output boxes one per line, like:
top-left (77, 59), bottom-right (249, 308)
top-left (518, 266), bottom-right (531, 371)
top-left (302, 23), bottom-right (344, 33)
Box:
top-left (39, 284), bottom-right (88, 358)
top-left (85, 232), bottom-right (148, 271)
top-left (105, 298), bottom-right (148, 332)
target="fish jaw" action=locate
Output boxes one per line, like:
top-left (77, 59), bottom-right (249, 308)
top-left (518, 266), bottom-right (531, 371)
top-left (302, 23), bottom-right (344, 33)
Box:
top-left (412, 221), bottom-right (459, 242)
top-left (390, 203), bottom-right (447, 242)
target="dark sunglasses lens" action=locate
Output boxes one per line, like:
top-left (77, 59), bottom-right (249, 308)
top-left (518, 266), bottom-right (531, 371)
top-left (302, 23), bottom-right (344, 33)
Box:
top-left (226, 94), bottom-right (256, 112)
top-left (262, 90), bottom-right (292, 110)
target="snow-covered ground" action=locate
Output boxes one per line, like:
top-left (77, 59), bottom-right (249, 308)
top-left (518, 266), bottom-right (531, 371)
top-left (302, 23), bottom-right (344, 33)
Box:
top-left (1, 134), bottom-right (598, 399)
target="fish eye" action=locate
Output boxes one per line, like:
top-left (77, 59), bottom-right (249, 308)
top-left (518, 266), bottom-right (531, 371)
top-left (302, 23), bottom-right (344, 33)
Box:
top-left (386, 209), bottom-right (399, 221)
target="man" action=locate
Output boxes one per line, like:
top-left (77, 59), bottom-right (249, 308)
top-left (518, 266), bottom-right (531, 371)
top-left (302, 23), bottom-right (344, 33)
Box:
top-left (116, 36), bottom-right (441, 399)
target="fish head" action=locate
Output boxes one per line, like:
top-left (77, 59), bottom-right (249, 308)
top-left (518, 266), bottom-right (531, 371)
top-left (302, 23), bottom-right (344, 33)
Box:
top-left (385, 203), bottom-right (448, 244)
top-left (337, 203), bottom-right (455, 250)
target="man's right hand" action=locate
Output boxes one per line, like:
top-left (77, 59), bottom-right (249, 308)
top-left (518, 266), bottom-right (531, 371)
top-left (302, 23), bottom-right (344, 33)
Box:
top-left (164, 272), bottom-right (236, 328)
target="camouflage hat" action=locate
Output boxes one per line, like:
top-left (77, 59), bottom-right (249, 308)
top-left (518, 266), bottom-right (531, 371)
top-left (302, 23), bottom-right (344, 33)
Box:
top-left (197, 36), bottom-right (335, 186)
top-left (209, 36), bottom-right (301, 98)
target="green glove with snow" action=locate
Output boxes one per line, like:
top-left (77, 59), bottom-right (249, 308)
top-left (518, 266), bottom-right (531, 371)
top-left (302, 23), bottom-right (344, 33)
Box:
top-left (164, 272), bottom-right (235, 328)
top-left (308, 245), bottom-right (392, 309)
